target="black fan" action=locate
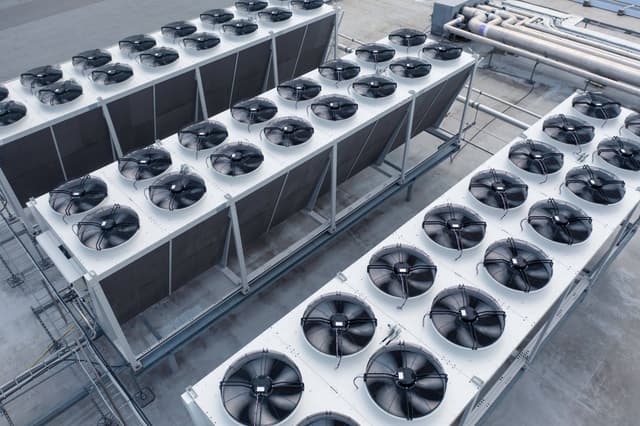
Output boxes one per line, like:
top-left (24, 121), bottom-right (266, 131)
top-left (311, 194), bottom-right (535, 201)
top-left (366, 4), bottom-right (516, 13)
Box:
top-left (508, 139), bottom-right (564, 181)
top-left (161, 21), bottom-right (197, 39)
top-left (146, 167), bottom-right (206, 211)
top-left (90, 63), bottom-right (134, 85)
top-left (389, 57), bottom-right (432, 79)
top-left (355, 43), bottom-right (396, 63)
top-left (542, 114), bottom-right (595, 149)
top-left (0, 101), bottom-right (27, 126)
top-left (182, 32), bottom-right (221, 51)
top-left (258, 7), bottom-right (293, 22)
top-left (625, 113), bottom-right (640, 137)
top-left (291, 0), bottom-right (324, 10)
top-left (235, 1), bottom-right (269, 12)
top-left (596, 137), bottom-right (640, 171)
top-left (261, 116), bottom-right (314, 147)
top-left (219, 350), bottom-right (304, 426)
top-left (297, 412), bottom-right (359, 426)
top-left (429, 286), bottom-right (506, 350)
top-left (200, 9), bottom-right (234, 25)
top-left (351, 75), bottom-right (397, 99)
top-left (178, 120), bottom-right (229, 154)
top-left (357, 343), bottom-right (447, 420)
top-left (137, 47), bottom-right (179, 67)
top-left (0, 85), bottom-right (7, 102)
top-left (222, 19), bottom-right (259, 35)
top-left (422, 42), bottom-right (463, 60)
top-left (118, 146), bottom-right (172, 181)
top-left (20, 65), bottom-right (62, 89)
top-left (73, 204), bottom-right (140, 251)
top-left (388, 28), bottom-right (427, 47)
top-left (300, 293), bottom-right (377, 366)
top-left (231, 97), bottom-right (278, 129)
top-left (36, 80), bottom-right (82, 105)
top-left (564, 165), bottom-right (625, 205)
top-left (318, 59), bottom-right (361, 83)
top-left (49, 176), bottom-right (108, 217)
top-left (525, 198), bottom-right (592, 245)
top-left (72, 49), bottom-right (112, 72)
top-left (367, 245), bottom-right (437, 309)
top-left (208, 142), bottom-right (264, 176)
top-left (422, 204), bottom-right (486, 259)
top-left (572, 92), bottom-right (621, 120)
top-left (277, 78), bottom-right (322, 103)
top-left (309, 95), bottom-right (358, 121)
top-left (468, 168), bottom-right (528, 217)
top-left (118, 34), bottom-right (156, 56)
top-left (483, 238), bottom-right (553, 293)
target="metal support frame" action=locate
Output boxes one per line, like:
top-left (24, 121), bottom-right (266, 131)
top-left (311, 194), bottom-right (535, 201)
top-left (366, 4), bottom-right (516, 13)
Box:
top-left (49, 127), bottom-right (68, 182)
top-left (226, 195), bottom-right (249, 293)
top-left (0, 168), bottom-right (25, 222)
top-left (99, 98), bottom-right (123, 159)
top-left (457, 60), bottom-right (477, 144)
top-left (330, 144), bottom-right (338, 233)
top-left (305, 155), bottom-right (331, 212)
top-left (400, 92), bottom-right (417, 184)
top-left (194, 67), bottom-right (209, 119)
top-left (270, 31), bottom-right (280, 87)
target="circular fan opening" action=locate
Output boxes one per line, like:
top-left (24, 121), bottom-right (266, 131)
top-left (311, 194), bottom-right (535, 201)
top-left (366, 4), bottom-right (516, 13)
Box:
top-left (301, 293), bottom-right (377, 365)
top-left (361, 343), bottom-right (447, 420)
top-left (137, 47), bottom-right (179, 67)
top-left (20, 65), bottom-right (63, 89)
top-left (291, 0), bottom-right (324, 10)
top-left (231, 97), bottom-right (278, 128)
top-left (542, 114), bottom-right (595, 148)
top-left (208, 142), bottom-right (264, 176)
top-left (49, 176), bottom-right (108, 216)
top-left (178, 120), bottom-right (228, 154)
top-left (318, 59), bottom-right (361, 82)
top-left (235, 1), bottom-right (269, 13)
top-left (258, 7), bottom-right (293, 22)
top-left (367, 245), bottom-right (436, 309)
top-left (261, 116), bottom-right (314, 147)
top-left (422, 204), bottom-right (486, 258)
top-left (90, 63), bottom-right (133, 85)
top-left (625, 113), bottom-right (640, 138)
top-left (468, 168), bottom-right (528, 216)
top-left (483, 238), bottom-right (553, 293)
top-left (118, 34), bottom-right (156, 56)
top-left (146, 167), bottom-right (206, 211)
top-left (309, 95), bottom-right (358, 121)
top-left (297, 412), bottom-right (359, 426)
top-left (277, 78), bottom-right (322, 102)
top-left (508, 139), bottom-right (564, 180)
top-left (389, 57), bottom-right (431, 79)
top-left (118, 146), bottom-right (172, 181)
top-left (36, 80), bottom-right (82, 105)
top-left (200, 9), bottom-right (234, 25)
top-left (526, 198), bottom-right (593, 245)
top-left (597, 137), bottom-right (640, 171)
top-left (572, 92), bottom-right (621, 120)
top-left (73, 204), bottom-right (140, 251)
top-left (220, 350), bottom-right (304, 426)
top-left (0, 101), bottom-right (27, 126)
top-left (430, 285), bottom-right (506, 350)
top-left (388, 28), bottom-right (427, 48)
top-left (355, 43), bottom-right (396, 64)
top-left (422, 43), bottom-right (462, 60)
top-left (351, 75), bottom-right (397, 99)
top-left (222, 19), bottom-right (259, 36)
top-left (161, 21), bottom-right (198, 39)
top-left (182, 32), bottom-right (221, 51)
top-left (0, 85), bottom-right (8, 102)
top-left (72, 49), bottom-right (112, 73)
top-left (564, 165), bottom-right (625, 205)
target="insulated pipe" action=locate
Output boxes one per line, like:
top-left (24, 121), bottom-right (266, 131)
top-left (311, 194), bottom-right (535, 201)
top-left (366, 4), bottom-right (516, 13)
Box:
top-left (461, 7), bottom-right (640, 88)
top-left (443, 16), bottom-right (640, 98)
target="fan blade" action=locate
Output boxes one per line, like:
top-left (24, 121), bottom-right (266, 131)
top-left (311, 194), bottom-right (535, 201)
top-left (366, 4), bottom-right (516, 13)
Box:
top-left (455, 325), bottom-right (477, 349)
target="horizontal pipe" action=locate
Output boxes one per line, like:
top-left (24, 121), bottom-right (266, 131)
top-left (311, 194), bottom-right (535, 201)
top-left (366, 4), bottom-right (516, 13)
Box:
top-left (456, 95), bottom-right (531, 129)
top-left (468, 86), bottom-right (542, 118)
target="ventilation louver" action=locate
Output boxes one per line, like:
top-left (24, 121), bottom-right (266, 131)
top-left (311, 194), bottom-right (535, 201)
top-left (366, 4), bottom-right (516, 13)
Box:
top-left (429, 285), bottom-right (506, 350)
top-left (261, 116), bottom-right (314, 147)
top-left (596, 137), bottom-right (640, 171)
top-left (350, 75), bottom-right (397, 99)
top-left (36, 80), bottom-right (82, 105)
top-left (71, 49), bottom-right (112, 73)
top-left (483, 238), bottom-right (553, 293)
top-left (526, 198), bottom-right (592, 245)
top-left (200, 9), bottom-right (234, 25)
top-left (258, 7), bottom-right (293, 22)
top-left (297, 412), bottom-right (359, 426)
top-left (389, 57), bottom-right (431, 79)
top-left (572, 92), bottom-right (621, 120)
top-left (20, 65), bottom-right (62, 89)
top-left (422, 204), bottom-right (486, 259)
top-left (422, 42), bottom-right (463, 60)
top-left (309, 95), bottom-right (358, 121)
top-left (468, 168), bottom-right (528, 217)
top-left (563, 165), bottom-right (625, 205)
top-left (367, 245), bottom-right (437, 309)
top-left (146, 166), bottom-right (206, 211)
top-left (222, 19), bottom-right (259, 35)
top-left (90, 63), bottom-right (134, 85)
top-left (73, 204), bottom-right (140, 251)
top-left (0, 101), bottom-right (27, 126)
top-left (49, 175), bottom-right (108, 217)
top-left (318, 59), bottom-right (361, 83)
top-left (508, 139), bottom-right (564, 181)
top-left (219, 350), bottom-right (304, 426)
top-left (208, 142), bottom-right (264, 176)
top-left (161, 21), bottom-right (198, 39)
top-left (119, 34), bottom-right (156, 57)
top-left (118, 146), bottom-right (172, 182)
top-left (542, 114), bottom-right (595, 148)
top-left (182, 32), bottom-right (221, 51)
top-left (178, 120), bottom-right (229, 155)
top-left (277, 78), bottom-right (322, 103)
top-left (137, 47), bottom-right (179, 67)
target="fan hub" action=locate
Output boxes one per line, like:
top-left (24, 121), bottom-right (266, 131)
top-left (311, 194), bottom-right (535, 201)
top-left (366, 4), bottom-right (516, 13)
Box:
top-left (565, 126), bottom-right (576, 131)
top-left (329, 102), bottom-right (339, 109)
top-left (107, 69), bottom-right (116, 75)
top-left (230, 151), bottom-right (244, 161)
top-left (250, 376), bottom-right (273, 396)
top-left (619, 148), bottom-right (632, 156)
top-left (446, 219), bottom-right (462, 230)
top-left (511, 256), bottom-right (528, 270)
top-left (395, 368), bottom-right (417, 388)
top-left (587, 177), bottom-right (603, 188)
top-left (329, 313), bottom-right (349, 330)
top-left (393, 262), bottom-right (411, 275)
top-left (552, 214), bottom-right (569, 225)
top-left (169, 183), bottom-right (184, 193)
top-left (529, 151), bottom-right (544, 160)
top-left (100, 219), bottom-right (115, 230)
top-left (137, 159), bottom-right (148, 165)
top-left (491, 182), bottom-right (507, 192)
top-left (405, 62), bottom-right (415, 69)
top-left (71, 190), bottom-right (84, 197)
top-left (459, 306), bottom-right (478, 322)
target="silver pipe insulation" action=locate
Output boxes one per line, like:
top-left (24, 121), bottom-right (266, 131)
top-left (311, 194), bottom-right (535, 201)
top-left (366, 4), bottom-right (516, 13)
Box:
top-left (444, 12), bottom-right (640, 98)
top-left (467, 86), bottom-right (543, 118)
top-left (456, 95), bottom-right (531, 129)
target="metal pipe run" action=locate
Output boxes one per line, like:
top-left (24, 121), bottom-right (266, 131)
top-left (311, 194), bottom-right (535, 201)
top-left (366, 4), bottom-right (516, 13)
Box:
top-left (455, 95), bottom-right (531, 129)
top-left (467, 86), bottom-right (542, 118)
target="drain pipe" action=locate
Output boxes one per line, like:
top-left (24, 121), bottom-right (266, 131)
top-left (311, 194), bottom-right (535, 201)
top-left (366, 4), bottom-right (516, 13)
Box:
top-left (444, 14), bottom-right (640, 97)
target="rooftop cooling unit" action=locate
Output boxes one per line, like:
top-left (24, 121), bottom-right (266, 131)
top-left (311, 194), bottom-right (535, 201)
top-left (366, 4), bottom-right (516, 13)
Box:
top-left (356, 343), bottom-right (447, 420)
top-left (71, 49), bottom-right (112, 73)
top-left (367, 245), bottom-right (437, 309)
top-left (422, 203), bottom-right (487, 259)
top-left (291, 0), bottom-right (325, 10)
top-left (118, 34), bottom-right (156, 57)
top-left (0, 101), bottom-right (27, 126)
top-left (562, 165), bottom-right (625, 205)
top-left (137, 47), bottom-right (179, 67)
top-left (178, 120), bottom-right (229, 156)
top-left (231, 97), bottom-right (278, 130)
top-left (200, 9), bottom-right (234, 25)
top-left (354, 43), bottom-right (396, 64)
top-left (89, 63), bottom-right (134, 85)
top-left (542, 114), bottom-right (595, 149)
top-left (429, 285), bottom-right (506, 350)
top-left (596, 137), bottom-right (640, 171)
top-left (389, 57), bottom-right (432, 79)
top-left (571, 92), bottom-right (621, 120)
top-left (625, 113), bottom-right (640, 137)
top-left (277, 78), bottom-right (322, 103)
top-left (483, 238), bottom-right (553, 293)
top-left (207, 142), bottom-right (265, 176)
top-left (258, 7), bottom-right (293, 23)
top-left (350, 75), bottom-right (397, 99)
top-left (235, 1), bottom-right (269, 13)
top-left (387, 28), bottom-right (428, 48)
top-left (508, 139), bottom-right (564, 182)
top-left (422, 42), bottom-right (463, 61)
top-left (146, 166), bottom-right (206, 211)
top-left (161, 21), bottom-right (198, 40)
top-left (20, 65), bottom-right (63, 89)
top-left (0, 85), bottom-right (7, 101)
top-left (35, 80), bottom-right (83, 105)
top-left (309, 95), bottom-right (358, 121)
top-left (221, 19), bottom-right (259, 36)
top-left (219, 350), bottom-right (304, 426)
top-left (181, 32), bottom-right (221, 51)
top-left (318, 59), bottom-right (361, 83)
top-left (260, 116), bottom-right (314, 147)
top-left (117, 145), bottom-right (173, 182)
top-left (297, 412), bottom-right (359, 426)
top-left (48, 175), bottom-right (108, 217)
top-left (73, 204), bottom-right (140, 251)
top-left (525, 198), bottom-right (593, 245)
top-left (468, 168), bottom-right (528, 217)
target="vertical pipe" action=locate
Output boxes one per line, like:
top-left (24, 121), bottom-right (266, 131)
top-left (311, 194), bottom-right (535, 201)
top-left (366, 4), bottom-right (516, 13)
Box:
top-left (330, 144), bottom-right (338, 232)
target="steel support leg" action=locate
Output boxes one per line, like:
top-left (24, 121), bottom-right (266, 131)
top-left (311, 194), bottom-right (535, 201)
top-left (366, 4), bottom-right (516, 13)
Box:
top-left (194, 67), bottom-right (208, 119)
top-left (457, 60), bottom-right (477, 144)
top-left (270, 32), bottom-right (280, 87)
top-left (330, 144), bottom-right (338, 233)
top-left (400, 92), bottom-right (417, 184)
top-left (226, 195), bottom-right (249, 293)
top-left (99, 98), bottom-right (123, 159)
